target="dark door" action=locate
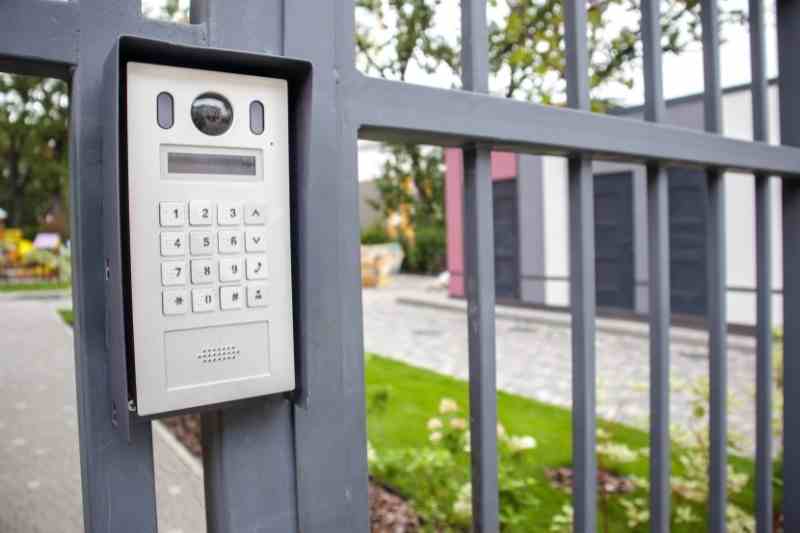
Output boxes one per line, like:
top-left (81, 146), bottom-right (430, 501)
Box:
top-left (493, 179), bottom-right (520, 300)
top-left (593, 172), bottom-right (635, 311)
top-left (668, 167), bottom-right (707, 316)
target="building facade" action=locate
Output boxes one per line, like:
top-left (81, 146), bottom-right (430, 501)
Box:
top-left (446, 81), bottom-right (783, 326)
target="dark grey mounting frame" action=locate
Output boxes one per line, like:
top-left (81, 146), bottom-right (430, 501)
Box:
top-left (1, 1), bottom-right (798, 532)
top-left (103, 35), bottom-right (312, 440)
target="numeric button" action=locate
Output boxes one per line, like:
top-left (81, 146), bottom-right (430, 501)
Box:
top-left (219, 257), bottom-right (243, 282)
top-left (161, 261), bottom-right (187, 286)
top-left (191, 259), bottom-right (215, 285)
top-left (189, 201), bottom-right (214, 226)
top-left (159, 202), bottom-right (186, 227)
top-left (192, 288), bottom-right (216, 313)
top-left (190, 231), bottom-right (215, 255)
top-left (163, 289), bottom-right (188, 315)
top-left (218, 203), bottom-right (242, 226)
top-left (160, 232), bottom-right (185, 256)
top-left (245, 202), bottom-right (267, 225)
top-left (246, 255), bottom-right (268, 280)
top-left (218, 230), bottom-right (243, 254)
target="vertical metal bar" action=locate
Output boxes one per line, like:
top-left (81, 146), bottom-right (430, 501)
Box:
top-left (72, 2), bottom-right (161, 531)
top-left (191, 2), bottom-right (301, 532)
top-left (701, 2), bottom-right (727, 531)
top-left (777, 2), bottom-right (800, 529)
top-left (749, 1), bottom-right (773, 531)
top-left (286, 1), bottom-right (371, 531)
top-left (460, 2), bottom-right (499, 531)
top-left (642, 4), bottom-right (671, 530)
top-left (564, 0), bottom-right (597, 530)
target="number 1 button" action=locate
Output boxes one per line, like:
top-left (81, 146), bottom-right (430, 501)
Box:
top-left (189, 201), bottom-right (213, 226)
top-left (159, 202), bottom-right (185, 227)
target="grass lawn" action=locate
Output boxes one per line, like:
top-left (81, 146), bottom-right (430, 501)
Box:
top-left (58, 308), bottom-right (74, 326)
top-left (0, 281), bottom-right (70, 293)
top-left (366, 353), bottom-right (775, 532)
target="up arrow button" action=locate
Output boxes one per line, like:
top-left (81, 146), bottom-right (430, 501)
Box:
top-left (244, 202), bottom-right (267, 225)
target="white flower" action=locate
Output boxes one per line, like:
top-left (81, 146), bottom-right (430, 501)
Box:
top-left (508, 435), bottom-right (537, 452)
top-left (496, 423), bottom-right (507, 440)
top-left (429, 431), bottom-right (443, 443)
top-left (452, 483), bottom-right (472, 518)
top-left (366, 441), bottom-right (377, 464)
top-left (449, 417), bottom-right (467, 430)
top-left (439, 398), bottom-right (459, 414)
top-left (427, 417), bottom-right (443, 431)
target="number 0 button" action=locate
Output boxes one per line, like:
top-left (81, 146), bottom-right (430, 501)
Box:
top-left (189, 201), bottom-right (214, 226)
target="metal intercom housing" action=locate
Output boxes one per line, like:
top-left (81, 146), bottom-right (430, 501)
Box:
top-left (104, 36), bottom-right (311, 438)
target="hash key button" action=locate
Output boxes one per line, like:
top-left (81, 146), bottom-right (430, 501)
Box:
top-left (220, 286), bottom-right (244, 310)
top-left (245, 229), bottom-right (267, 252)
top-left (245, 203), bottom-right (266, 225)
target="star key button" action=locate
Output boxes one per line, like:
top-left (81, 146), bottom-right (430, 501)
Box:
top-left (245, 202), bottom-right (267, 225)
top-left (163, 289), bottom-right (188, 315)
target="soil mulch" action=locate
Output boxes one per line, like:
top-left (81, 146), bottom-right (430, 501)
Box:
top-left (162, 414), bottom-right (420, 532)
top-left (546, 466), bottom-right (636, 495)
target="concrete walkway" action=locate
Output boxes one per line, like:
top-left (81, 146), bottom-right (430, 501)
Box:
top-left (0, 292), bottom-right (204, 533)
top-left (362, 275), bottom-right (767, 454)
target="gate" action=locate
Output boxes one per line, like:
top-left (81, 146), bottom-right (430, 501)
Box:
top-left (1, 1), bottom-right (798, 532)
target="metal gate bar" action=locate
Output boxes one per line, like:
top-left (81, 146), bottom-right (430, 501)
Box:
top-left (564, 0), bottom-right (598, 529)
top-left (460, 2), bottom-right (500, 530)
top-left (641, 1), bottom-right (672, 530)
top-left (749, 1), bottom-right (773, 532)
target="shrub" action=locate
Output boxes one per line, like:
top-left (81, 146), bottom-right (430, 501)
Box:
top-left (402, 223), bottom-right (446, 274)
top-left (361, 223), bottom-right (394, 245)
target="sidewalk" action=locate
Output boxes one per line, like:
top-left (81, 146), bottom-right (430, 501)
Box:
top-left (0, 292), bottom-right (204, 533)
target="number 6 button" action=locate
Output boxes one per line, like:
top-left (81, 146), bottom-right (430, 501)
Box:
top-left (189, 201), bottom-right (214, 226)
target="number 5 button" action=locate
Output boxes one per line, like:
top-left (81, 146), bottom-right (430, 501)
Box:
top-left (246, 255), bottom-right (268, 280)
top-left (189, 201), bottom-right (214, 226)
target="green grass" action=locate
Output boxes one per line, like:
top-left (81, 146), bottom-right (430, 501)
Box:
top-left (58, 308), bottom-right (74, 326)
top-left (366, 353), bottom-right (776, 532)
top-left (0, 281), bottom-right (70, 293)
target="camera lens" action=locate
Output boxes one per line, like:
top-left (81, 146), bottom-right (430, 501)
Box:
top-left (191, 92), bottom-right (233, 136)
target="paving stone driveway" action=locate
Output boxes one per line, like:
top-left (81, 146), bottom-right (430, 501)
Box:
top-left (362, 275), bottom-right (768, 454)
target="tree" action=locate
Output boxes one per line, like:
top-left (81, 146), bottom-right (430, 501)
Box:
top-left (356, 0), bottom-right (744, 271)
top-left (0, 75), bottom-right (69, 235)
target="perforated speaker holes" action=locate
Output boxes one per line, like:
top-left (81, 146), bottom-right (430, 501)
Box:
top-left (197, 345), bottom-right (241, 363)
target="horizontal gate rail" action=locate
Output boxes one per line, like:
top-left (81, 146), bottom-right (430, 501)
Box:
top-left (347, 75), bottom-right (800, 177)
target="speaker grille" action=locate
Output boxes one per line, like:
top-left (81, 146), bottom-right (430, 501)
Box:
top-left (196, 344), bottom-right (241, 364)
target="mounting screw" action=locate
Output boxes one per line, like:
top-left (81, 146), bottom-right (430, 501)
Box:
top-left (127, 400), bottom-right (137, 413)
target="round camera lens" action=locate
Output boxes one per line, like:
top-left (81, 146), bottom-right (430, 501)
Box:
top-left (191, 92), bottom-right (233, 136)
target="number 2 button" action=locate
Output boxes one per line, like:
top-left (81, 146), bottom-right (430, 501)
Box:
top-left (189, 201), bottom-right (214, 226)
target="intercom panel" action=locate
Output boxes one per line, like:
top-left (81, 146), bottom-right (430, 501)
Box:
top-left (124, 62), bottom-right (294, 416)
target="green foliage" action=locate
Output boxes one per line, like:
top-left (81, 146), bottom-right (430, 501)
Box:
top-left (369, 397), bottom-right (539, 531)
top-left (361, 223), bottom-right (394, 245)
top-left (401, 223), bottom-right (446, 274)
top-left (0, 74), bottom-right (69, 233)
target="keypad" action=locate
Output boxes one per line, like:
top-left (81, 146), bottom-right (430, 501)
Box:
top-left (158, 201), bottom-right (268, 315)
